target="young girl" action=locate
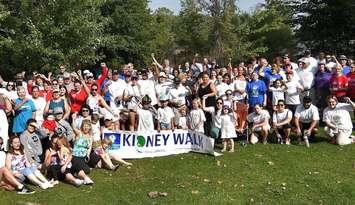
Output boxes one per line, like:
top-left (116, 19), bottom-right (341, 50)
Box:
top-left (220, 106), bottom-right (238, 152)
top-left (269, 79), bottom-right (286, 110)
top-left (157, 95), bottom-right (175, 132)
top-left (57, 136), bottom-right (72, 173)
top-left (6, 136), bottom-right (54, 189)
top-left (101, 118), bottom-right (133, 167)
top-left (177, 106), bottom-right (188, 130)
top-left (188, 98), bottom-right (206, 133)
top-left (88, 138), bottom-right (118, 171)
top-left (224, 89), bottom-right (234, 109)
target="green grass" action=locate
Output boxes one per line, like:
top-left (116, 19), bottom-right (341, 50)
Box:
top-left (1, 133), bottom-right (355, 205)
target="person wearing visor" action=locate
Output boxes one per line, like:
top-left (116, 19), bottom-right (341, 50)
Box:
top-left (294, 96), bottom-right (319, 147)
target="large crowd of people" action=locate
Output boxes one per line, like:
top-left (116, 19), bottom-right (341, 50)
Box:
top-left (0, 51), bottom-right (355, 194)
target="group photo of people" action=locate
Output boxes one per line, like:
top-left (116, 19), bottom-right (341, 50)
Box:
top-left (0, 50), bottom-right (355, 194)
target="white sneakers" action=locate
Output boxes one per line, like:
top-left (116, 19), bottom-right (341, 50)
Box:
top-left (74, 179), bottom-right (85, 186)
top-left (83, 177), bottom-right (94, 185)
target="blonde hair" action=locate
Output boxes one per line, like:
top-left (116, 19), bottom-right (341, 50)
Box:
top-left (192, 98), bottom-right (202, 108)
top-left (80, 119), bottom-right (92, 131)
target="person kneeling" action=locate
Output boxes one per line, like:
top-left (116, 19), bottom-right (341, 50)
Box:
top-left (323, 96), bottom-right (355, 145)
top-left (247, 104), bottom-right (271, 144)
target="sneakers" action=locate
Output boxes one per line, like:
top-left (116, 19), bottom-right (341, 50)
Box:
top-left (17, 186), bottom-right (35, 195)
top-left (285, 139), bottom-right (291, 145)
top-left (276, 134), bottom-right (282, 144)
top-left (49, 179), bottom-right (59, 186)
top-left (74, 179), bottom-right (84, 187)
top-left (112, 164), bottom-right (120, 172)
top-left (39, 182), bottom-right (50, 190)
top-left (83, 178), bottom-right (94, 185)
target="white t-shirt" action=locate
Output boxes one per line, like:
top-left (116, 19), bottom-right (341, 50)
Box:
top-left (216, 83), bottom-right (230, 99)
top-left (157, 106), bottom-right (175, 124)
top-left (188, 109), bottom-right (206, 133)
top-left (204, 107), bottom-right (222, 129)
top-left (169, 85), bottom-right (189, 106)
top-left (108, 79), bottom-right (127, 110)
top-left (269, 87), bottom-right (285, 105)
top-left (295, 104), bottom-right (319, 123)
top-left (137, 108), bottom-right (154, 132)
top-left (138, 80), bottom-right (158, 106)
top-left (247, 110), bottom-right (270, 126)
top-left (285, 80), bottom-right (302, 105)
top-left (273, 109), bottom-right (292, 124)
top-left (323, 103), bottom-right (353, 130)
top-left (231, 79), bottom-right (247, 100)
top-left (155, 82), bottom-right (172, 99)
top-left (297, 69), bottom-right (314, 89)
top-left (31, 96), bottom-right (46, 125)
top-left (0, 151), bottom-right (5, 167)
top-left (178, 116), bottom-right (188, 129)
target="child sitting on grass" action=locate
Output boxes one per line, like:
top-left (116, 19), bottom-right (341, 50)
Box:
top-left (88, 138), bottom-right (119, 171)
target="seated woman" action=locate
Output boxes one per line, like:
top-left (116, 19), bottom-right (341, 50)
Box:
top-left (6, 136), bottom-right (54, 190)
top-left (44, 135), bottom-right (84, 186)
top-left (323, 96), bottom-right (355, 145)
top-left (0, 137), bottom-right (34, 194)
top-left (71, 119), bottom-right (94, 185)
top-left (88, 138), bottom-right (119, 171)
top-left (272, 100), bottom-right (293, 145)
top-left (247, 104), bottom-right (271, 144)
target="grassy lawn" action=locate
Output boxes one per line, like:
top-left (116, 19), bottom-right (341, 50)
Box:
top-left (1, 133), bottom-right (355, 205)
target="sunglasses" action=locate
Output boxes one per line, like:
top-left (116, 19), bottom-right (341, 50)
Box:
top-left (216, 102), bottom-right (223, 105)
top-left (82, 109), bottom-right (90, 112)
top-left (92, 89), bottom-right (98, 91)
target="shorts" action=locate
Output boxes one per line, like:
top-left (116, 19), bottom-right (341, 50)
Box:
top-left (88, 151), bottom-right (101, 168)
top-left (18, 166), bottom-right (37, 177)
top-left (159, 122), bottom-right (171, 130)
top-left (71, 156), bottom-right (90, 175)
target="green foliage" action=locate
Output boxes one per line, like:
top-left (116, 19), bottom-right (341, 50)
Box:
top-left (150, 7), bottom-right (177, 61)
top-left (175, 0), bottom-right (210, 59)
top-left (0, 0), bottom-right (104, 77)
top-left (100, 0), bottom-right (153, 68)
top-left (295, 0), bottom-right (355, 55)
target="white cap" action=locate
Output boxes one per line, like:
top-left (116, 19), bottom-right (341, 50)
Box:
top-left (83, 70), bottom-right (90, 75)
top-left (159, 72), bottom-right (167, 78)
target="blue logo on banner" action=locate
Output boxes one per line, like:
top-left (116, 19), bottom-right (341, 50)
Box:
top-left (104, 132), bottom-right (121, 150)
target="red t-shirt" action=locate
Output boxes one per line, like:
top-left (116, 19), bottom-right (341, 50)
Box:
top-left (69, 88), bottom-right (88, 113)
top-left (347, 73), bottom-right (355, 99)
top-left (329, 75), bottom-right (348, 97)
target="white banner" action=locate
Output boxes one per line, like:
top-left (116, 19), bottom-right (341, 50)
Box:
top-left (103, 129), bottom-right (220, 159)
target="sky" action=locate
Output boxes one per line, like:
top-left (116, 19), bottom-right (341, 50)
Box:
top-left (149, 0), bottom-right (265, 13)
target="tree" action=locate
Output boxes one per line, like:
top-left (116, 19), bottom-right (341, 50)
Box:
top-left (295, 0), bottom-right (355, 55)
top-left (150, 7), bottom-right (177, 61)
top-left (0, 0), bottom-right (104, 77)
top-left (175, 0), bottom-right (210, 60)
top-left (100, 0), bottom-right (153, 67)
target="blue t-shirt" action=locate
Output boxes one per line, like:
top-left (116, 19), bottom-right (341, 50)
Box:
top-left (246, 80), bottom-right (267, 107)
top-left (265, 73), bottom-right (282, 87)
top-left (101, 79), bottom-right (111, 102)
top-left (342, 66), bottom-right (350, 75)
top-left (12, 99), bottom-right (35, 133)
